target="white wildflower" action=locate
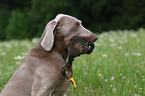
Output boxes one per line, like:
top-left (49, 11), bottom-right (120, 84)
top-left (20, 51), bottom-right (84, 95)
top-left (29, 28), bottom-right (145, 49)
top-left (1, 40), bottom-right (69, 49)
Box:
top-left (16, 62), bottom-right (21, 65)
top-left (97, 69), bottom-right (99, 73)
top-left (134, 85), bottom-right (137, 88)
top-left (110, 44), bottom-right (116, 47)
top-left (1, 52), bottom-right (6, 56)
top-left (120, 73), bottom-right (122, 76)
top-left (14, 55), bottom-right (25, 60)
top-left (139, 28), bottom-right (144, 32)
top-left (134, 94), bottom-right (137, 96)
top-left (109, 38), bottom-right (115, 43)
top-left (110, 76), bottom-right (115, 81)
top-left (21, 52), bottom-right (27, 56)
top-left (112, 88), bottom-right (117, 92)
top-left (131, 33), bottom-right (137, 38)
top-left (102, 54), bottom-right (107, 57)
top-left (105, 79), bottom-right (108, 82)
top-left (117, 46), bottom-right (123, 50)
top-left (125, 53), bottom-right (129, 56)
top-left (123, 76), bottom-right (126, 79)
top-left (32, 38), bottom-right (39, 43)
top-left (133, 53), bottom-right (141, 56)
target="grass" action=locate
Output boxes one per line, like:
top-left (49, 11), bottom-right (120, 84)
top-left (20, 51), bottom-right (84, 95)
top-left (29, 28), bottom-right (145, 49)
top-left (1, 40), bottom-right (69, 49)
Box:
top-left (0, 29), bottom-right (145, 96)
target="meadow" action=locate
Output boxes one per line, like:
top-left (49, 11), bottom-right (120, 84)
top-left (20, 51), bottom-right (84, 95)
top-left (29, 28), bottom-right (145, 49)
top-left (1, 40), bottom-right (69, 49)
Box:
top-left (0, 29), bottom-right (145, 96)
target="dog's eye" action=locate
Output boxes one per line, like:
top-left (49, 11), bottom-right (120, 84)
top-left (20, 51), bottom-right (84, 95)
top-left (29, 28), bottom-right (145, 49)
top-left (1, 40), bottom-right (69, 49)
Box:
top-left (74, 22), bottom-right (80, 27)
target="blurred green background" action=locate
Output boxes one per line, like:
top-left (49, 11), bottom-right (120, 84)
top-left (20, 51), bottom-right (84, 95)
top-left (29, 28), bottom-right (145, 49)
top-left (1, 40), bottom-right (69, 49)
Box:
top-left (0, 0), bottom-right (145, 40)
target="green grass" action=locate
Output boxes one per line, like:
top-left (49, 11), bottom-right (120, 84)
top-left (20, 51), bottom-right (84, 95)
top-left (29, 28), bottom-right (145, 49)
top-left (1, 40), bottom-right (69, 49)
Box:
top-left (0, 29), bottom-right (145, 96)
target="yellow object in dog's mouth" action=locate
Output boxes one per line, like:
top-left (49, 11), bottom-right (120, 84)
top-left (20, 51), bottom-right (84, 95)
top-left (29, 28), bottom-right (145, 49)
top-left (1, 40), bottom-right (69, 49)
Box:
top-left (69, 77), bottom-right (77, 88)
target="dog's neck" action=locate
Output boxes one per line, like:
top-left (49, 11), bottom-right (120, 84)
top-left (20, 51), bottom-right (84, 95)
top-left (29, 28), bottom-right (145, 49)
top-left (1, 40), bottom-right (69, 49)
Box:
top-left (53, 35), bottom-right (68, 60)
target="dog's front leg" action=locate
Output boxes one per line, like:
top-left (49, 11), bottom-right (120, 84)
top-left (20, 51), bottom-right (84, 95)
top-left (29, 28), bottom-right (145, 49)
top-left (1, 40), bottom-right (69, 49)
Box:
top-left (31, 86), bottom-right (53, 96)
top-left (31, 77), bottom-right (53, 96)
top-left (51, 79), bottom-right (69, 96)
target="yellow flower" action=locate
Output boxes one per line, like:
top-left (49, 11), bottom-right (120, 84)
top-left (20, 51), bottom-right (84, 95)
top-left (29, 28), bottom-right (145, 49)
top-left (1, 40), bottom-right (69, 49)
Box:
top-left (119, 64), bottom-right (121, 66)
top-left (99, 74), bottom-right (102, 77)
top-left (115, 62), bottom-right (117, 64)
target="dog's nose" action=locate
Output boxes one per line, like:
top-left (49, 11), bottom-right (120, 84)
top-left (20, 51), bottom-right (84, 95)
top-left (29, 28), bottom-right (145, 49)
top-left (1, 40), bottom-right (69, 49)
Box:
top-left (91, 35), bottom-right (98, 42)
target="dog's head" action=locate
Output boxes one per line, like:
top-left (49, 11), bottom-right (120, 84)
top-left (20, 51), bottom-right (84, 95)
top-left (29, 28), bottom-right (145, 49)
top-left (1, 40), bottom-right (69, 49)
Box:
top-left (41, 14), bottom-right (98, 52)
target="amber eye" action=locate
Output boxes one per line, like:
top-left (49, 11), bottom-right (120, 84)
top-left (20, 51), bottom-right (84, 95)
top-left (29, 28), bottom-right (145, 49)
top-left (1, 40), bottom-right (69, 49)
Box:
top-left (75, 22), bottom-right (80, 27)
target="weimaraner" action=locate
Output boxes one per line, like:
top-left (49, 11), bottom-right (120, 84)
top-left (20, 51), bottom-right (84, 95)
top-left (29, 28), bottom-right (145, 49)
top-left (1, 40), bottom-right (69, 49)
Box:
top-left (0, 14), bottom-right (97, 96)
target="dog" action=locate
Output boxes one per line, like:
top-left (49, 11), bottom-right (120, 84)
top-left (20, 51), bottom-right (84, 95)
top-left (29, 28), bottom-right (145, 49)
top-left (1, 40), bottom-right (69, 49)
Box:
top-left (0, 14), bottom-right (97, 96)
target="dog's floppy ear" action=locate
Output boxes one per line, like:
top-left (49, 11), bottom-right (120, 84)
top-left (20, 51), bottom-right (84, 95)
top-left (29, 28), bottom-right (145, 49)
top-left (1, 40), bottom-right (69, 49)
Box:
top-left (41, 14), bottom-right (65, 51)
top-left (41, 20), bottom-right (57, 51)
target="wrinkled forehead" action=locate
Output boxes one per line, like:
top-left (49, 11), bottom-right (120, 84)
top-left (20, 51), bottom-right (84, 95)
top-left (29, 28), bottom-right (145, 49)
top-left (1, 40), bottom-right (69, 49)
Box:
top-left (55, 14), bottom-right (82, 23)
top-left (65, 15), bottom-right (82, 23)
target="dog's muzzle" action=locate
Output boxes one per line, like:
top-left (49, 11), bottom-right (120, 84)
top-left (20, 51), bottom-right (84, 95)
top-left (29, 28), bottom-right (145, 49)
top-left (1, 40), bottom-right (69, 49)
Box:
top-left (68, 36), bottom-right (95, 58)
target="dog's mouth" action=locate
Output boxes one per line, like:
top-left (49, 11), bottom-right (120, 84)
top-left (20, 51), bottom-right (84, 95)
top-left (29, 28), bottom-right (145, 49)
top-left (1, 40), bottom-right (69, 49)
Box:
top-left (68, 36), bottom-right (95, 57)
top-left (86, 42), bottom-right (94, 54)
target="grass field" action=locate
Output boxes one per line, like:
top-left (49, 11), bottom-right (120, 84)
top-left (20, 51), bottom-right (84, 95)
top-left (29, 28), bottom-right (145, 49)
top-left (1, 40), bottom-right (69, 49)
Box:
top-left (0, 29), bottom-right (145, 96)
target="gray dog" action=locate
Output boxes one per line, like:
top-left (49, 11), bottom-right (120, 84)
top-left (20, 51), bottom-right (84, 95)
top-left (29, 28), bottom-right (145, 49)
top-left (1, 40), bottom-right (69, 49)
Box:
top-left (0, 14), bottom-right (97, 96)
